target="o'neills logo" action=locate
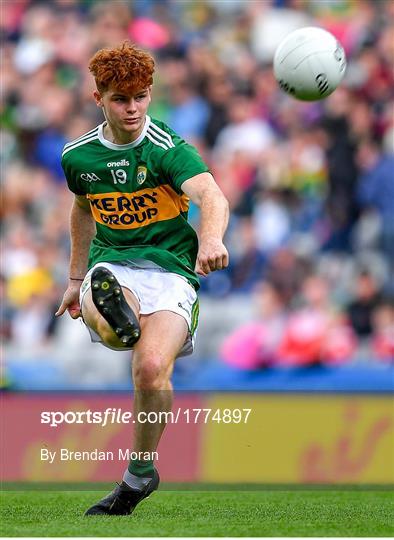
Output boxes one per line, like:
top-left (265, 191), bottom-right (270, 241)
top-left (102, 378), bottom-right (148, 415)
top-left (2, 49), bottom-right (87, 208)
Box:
top-left (87, 185), bottom-right (189, 229)
top-left (107, 159), bottom-right (130, 167)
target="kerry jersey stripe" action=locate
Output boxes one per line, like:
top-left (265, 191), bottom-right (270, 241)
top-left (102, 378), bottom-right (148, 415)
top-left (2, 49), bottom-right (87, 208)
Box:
top-left (146, 131), bottom-right (170, 150)
top-left (62, 134), bottom-right (99, 157)
top-left (63, 127), bottom-right (99, 149)
top-left (149, 122), bottom-right (175, 148)
top-left (147, 127), bottom-right (174, 150)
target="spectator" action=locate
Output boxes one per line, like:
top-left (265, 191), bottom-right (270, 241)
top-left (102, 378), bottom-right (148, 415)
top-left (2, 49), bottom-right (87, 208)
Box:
top-left (221, 281), bottom-right (287, 370)
top-left (356, 138), bottom-right (394, 262)
top-left (203, 75), bottom-right (232, 148)
top-left (228, 216), bottom-right (266, 293)
top-left (277, 274), bottom-right (356, 366)
top-left (319, 96), bottom-right (359, 251)
top-left (213, 92), bottom-right (274, 162)
top-left (371, 300), bottom-right (394, 362)
top-left (265, 248), bottom-right (311, 305)
top-left (167, 80), bottom-right (210, 144)
top-left (347, 270), bottom-right (382, 339)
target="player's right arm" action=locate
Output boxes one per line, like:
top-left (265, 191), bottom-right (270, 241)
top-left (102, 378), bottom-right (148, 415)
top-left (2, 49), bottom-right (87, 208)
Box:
top-left (55, 195), bottom-right (96, 319)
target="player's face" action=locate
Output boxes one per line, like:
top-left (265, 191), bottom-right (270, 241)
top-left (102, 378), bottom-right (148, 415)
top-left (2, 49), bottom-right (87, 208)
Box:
top-left (96, 86), bottom-right (152, 141)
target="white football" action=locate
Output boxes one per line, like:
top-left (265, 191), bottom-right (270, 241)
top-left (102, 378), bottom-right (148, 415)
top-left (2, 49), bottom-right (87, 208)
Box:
top-left (273, 26), bottom-right (347, 101)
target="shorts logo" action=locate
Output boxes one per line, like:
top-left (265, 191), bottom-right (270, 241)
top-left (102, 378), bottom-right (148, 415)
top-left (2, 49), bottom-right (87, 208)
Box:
top-left (81, 277), bottom-right (89, 295)
top-left (177, 302), bottom-right (190, 316)
top-left (136, 166), bottom-right (147, 185)
top-left (80, 172), bottom-right (102, 182)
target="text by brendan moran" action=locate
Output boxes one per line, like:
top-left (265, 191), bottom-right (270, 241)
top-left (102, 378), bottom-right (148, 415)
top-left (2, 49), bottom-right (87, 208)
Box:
top-left (41, 448), bottom-right (159, 464)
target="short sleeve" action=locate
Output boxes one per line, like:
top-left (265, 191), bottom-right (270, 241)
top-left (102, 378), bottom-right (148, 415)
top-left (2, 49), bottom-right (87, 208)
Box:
top-left (61, 154), bottom-right (86, 195)
top-left (160, 142), bottom-right (210, 192)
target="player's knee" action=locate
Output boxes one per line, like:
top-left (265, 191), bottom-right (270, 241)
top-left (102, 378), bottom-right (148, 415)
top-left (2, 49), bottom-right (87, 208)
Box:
top-left (133, 355), bottom-right (168, 390)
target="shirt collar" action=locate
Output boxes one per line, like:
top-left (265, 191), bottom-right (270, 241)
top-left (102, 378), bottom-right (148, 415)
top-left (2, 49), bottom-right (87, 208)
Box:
top-left (98, 115), bottom-right (151, 150)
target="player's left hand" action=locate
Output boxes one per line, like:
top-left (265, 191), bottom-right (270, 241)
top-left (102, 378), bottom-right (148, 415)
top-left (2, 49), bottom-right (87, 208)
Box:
top-left (195, 238), bottom-right (229, 276)
top-left (55, 283), bottom-right (82, 319)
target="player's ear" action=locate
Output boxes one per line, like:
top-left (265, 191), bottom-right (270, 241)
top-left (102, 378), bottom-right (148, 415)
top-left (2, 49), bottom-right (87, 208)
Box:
top-left (93, 90), bottom-right (104, 108)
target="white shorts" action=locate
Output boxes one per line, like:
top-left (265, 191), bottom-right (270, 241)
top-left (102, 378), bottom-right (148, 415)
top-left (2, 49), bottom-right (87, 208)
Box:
top-left (80, 262), bottom-right (199, 357)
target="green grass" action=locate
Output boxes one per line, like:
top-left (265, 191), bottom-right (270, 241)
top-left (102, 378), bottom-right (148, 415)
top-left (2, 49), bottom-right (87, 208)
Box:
top-left (1, 485), bottom-right (393, 537)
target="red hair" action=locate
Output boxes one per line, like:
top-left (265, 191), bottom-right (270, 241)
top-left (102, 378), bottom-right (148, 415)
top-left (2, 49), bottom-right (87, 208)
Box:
top-left (88, 41), bottom-right (155, 94)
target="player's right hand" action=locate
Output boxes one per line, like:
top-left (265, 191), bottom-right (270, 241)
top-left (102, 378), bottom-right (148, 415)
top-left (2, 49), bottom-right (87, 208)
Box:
top-left (55, 284), bottom-right (82, 319)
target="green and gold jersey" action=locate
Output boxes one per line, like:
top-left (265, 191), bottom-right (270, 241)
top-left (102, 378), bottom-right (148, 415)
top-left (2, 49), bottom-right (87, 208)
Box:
top-left (61, 116), bottom-right (209, 290)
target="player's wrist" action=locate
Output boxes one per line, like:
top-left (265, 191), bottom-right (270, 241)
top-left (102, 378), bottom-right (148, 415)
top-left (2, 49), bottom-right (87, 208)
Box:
top-left (199, 236), bottom-right (224, 248)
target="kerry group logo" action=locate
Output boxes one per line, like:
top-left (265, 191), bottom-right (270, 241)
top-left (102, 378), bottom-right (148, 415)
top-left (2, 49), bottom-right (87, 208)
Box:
top-left (87, 185), bottom-right (189, 230)
top-left (107, 159), bottom-right (130, 167)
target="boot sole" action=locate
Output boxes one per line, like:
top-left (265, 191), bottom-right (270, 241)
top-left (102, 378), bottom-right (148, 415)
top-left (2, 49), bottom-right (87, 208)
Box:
top-left (91, 266), bottom-right (141, 347)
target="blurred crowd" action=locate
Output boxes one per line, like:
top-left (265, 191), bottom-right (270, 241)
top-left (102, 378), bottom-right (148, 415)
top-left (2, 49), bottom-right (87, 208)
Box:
top-left (1, 0), bottom-right (393, 367)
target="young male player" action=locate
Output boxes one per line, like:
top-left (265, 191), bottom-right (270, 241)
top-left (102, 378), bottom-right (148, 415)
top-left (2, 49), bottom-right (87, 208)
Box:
top-left (56, 42), bottom-right (229, 516)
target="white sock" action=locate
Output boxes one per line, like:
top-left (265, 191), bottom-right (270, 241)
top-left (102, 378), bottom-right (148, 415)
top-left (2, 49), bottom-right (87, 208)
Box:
top-left (122, 469), bottom-right (152, 489)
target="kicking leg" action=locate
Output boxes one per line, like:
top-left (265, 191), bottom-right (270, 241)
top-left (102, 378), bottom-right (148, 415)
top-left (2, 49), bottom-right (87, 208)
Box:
top-left (84, 310), bottom-right (188, 516)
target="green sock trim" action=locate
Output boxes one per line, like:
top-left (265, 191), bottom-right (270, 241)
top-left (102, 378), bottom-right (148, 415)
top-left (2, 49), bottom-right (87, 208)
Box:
top-left (128, 458), bottom-right (154, 477)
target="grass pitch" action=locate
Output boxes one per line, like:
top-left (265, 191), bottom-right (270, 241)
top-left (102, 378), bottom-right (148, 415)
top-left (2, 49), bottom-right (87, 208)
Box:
top-left (1, 484), bottom-right (393, 537)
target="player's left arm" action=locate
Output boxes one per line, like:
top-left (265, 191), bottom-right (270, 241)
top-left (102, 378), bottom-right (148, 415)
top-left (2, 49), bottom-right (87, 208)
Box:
top-left (181, 172), bottom-right (229, 276)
